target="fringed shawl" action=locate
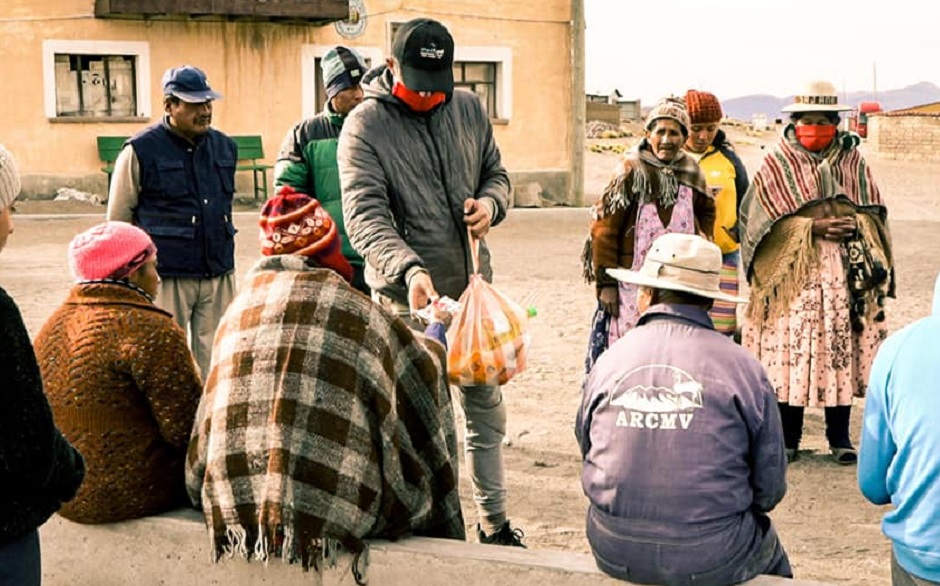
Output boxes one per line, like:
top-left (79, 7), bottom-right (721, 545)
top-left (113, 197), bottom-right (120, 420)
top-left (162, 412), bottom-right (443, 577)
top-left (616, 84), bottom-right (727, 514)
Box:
top-left (581, 140), bottom-right (708, 282)
top-left (603, 138), bottom-right (708, 214)
top-left (186, 255), bottom-right (464, 579)
top-left (740, 127), bottom-right (887, 275)
top-left (741, 127), bottom-right (894, 320)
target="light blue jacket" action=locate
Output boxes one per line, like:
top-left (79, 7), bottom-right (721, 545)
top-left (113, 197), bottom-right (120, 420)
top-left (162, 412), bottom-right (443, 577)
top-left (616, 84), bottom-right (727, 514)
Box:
top-left (859, 273), bottom-right (940, 582)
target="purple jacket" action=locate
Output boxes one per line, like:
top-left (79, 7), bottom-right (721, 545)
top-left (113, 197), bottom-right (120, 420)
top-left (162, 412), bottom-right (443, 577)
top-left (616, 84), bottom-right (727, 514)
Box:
top-left (576, 304), bottom-right (786, 574)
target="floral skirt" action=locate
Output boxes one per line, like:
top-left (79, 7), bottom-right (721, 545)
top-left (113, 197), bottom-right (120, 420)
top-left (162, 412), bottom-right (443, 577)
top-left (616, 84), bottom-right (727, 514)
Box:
top-left (743, 240), bottom-right (887, 407)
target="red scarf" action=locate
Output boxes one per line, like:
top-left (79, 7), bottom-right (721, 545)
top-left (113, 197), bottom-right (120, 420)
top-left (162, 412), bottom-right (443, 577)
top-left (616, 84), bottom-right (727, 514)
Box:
top-left (392, 82), bottom-right (446, 112)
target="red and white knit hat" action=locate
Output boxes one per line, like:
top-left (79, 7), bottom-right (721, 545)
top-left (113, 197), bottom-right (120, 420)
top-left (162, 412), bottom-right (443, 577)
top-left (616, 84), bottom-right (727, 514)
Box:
top-left (259, 186), bottom-right (354, 282)
top-left (68, 221), bottom-right (157, 281)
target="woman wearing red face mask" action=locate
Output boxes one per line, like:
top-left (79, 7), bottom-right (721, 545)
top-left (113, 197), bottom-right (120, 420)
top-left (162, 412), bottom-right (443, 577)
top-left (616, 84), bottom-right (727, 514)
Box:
top-left (739, 80), bottom-right (895, 466)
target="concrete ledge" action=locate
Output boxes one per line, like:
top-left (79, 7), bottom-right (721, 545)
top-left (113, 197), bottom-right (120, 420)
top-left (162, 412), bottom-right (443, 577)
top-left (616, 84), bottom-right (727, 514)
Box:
top-left (41, 509), bottom-right (832, 585)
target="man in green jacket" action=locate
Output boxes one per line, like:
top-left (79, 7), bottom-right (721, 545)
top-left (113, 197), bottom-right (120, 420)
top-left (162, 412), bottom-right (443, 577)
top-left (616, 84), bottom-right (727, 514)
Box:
top-left (275, 45), bottom-right (370, 293)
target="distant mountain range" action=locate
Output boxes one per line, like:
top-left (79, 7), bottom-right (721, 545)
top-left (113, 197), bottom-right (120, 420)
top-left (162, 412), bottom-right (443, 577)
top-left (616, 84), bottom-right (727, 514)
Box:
top-left (721, 82), bottom-right (940, 121)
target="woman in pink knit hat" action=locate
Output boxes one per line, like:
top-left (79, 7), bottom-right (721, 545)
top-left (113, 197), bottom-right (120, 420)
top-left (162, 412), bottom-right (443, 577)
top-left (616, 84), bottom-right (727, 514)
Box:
top-left (33, 221), bottom-right (203, 524)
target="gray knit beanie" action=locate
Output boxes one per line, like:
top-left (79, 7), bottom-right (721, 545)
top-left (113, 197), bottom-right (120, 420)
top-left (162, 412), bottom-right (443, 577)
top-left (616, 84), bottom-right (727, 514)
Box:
top-left (321, 46), bottom-right (367, 101)
top-left (0, 144), bottom-right (22, 209)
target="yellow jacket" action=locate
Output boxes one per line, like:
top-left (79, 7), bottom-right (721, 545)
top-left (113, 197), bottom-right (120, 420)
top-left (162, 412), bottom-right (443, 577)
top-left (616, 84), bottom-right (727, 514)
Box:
top-left (693, 136), bottom-right (749, 254)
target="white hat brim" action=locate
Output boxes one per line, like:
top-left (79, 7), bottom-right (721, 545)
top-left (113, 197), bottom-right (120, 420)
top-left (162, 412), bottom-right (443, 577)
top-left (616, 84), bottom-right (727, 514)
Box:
top-left (606, 267), bottom-right (748, 304)
top-left (781, 103), bottom-right (853, 113)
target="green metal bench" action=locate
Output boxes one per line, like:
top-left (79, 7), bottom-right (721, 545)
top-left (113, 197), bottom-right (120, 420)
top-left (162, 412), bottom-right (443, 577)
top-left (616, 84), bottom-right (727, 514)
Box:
top-left (233, 135), bottom-right (273, 201)
top-left (97, 135), bottom-right (129, 191)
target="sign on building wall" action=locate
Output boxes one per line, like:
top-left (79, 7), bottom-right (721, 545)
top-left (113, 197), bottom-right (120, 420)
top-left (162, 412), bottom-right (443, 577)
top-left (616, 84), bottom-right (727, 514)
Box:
top-left (335, 0), bottom-right (367, 39)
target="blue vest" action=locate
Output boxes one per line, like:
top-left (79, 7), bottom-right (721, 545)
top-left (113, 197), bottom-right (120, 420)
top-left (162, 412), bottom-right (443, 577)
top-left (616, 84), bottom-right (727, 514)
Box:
top-left (130, 123), bottom-right (237, 278)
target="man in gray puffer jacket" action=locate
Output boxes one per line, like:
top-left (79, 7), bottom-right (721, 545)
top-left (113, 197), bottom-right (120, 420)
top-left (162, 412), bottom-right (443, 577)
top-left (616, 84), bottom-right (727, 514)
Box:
top-left (338, 17), bottom-right (523, 547)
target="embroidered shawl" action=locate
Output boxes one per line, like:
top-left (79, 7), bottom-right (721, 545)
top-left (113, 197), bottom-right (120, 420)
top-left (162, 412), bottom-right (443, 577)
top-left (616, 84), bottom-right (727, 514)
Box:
top-left (186, 255), bottom-right (464, 572)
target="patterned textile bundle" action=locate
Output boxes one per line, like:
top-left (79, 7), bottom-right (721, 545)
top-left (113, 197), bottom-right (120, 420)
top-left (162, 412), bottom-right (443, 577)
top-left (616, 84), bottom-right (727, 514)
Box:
top-left (186, 255), bottom-right (465, 572)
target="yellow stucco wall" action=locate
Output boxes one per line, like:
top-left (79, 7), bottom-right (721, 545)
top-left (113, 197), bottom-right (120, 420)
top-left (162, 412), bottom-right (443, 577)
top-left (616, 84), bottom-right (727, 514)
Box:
top-left (0, 0), bottom-right (576, 199)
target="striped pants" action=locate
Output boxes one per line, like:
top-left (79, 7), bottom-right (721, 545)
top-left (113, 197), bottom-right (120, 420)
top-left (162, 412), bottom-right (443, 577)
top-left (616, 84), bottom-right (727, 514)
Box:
top-left (709, 251), bottom-right (740, 336)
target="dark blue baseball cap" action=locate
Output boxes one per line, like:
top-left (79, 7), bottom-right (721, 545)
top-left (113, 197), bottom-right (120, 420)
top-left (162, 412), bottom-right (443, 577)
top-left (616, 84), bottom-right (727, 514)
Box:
top-left (162, 65), bottom-right (222, 103)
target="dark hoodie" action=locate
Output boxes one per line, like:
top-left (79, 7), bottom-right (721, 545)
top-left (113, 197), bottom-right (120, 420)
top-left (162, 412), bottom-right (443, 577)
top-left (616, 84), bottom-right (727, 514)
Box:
top-left (337, 67), bottom-right (511, 304)
top-left (0, 287), bottom-right (84, 543)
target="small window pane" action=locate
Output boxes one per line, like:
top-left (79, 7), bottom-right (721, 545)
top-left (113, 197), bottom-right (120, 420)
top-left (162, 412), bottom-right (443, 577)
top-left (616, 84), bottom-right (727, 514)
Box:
top-left (463, 63), bottom-right (494, 82)
top-left (475, 85), bottom-right (490, 113)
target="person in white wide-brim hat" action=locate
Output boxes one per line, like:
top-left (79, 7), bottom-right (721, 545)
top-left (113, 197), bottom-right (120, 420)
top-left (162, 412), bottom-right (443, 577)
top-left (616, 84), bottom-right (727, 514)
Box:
top-left (781, 79), bottom-right (854, 113)
top-left (606, 231), bottom-right (748, 306)
top-left (738, 79), bottom-right (894, 466)
top-left (576, 231), bottom-right (792, 585)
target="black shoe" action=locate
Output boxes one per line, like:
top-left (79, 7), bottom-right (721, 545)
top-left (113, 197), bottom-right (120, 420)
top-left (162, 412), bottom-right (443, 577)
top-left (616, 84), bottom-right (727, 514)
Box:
top-left (830, 446), bottom-right (857, 465)
top-left (477, 521), bottom-right (527, 548)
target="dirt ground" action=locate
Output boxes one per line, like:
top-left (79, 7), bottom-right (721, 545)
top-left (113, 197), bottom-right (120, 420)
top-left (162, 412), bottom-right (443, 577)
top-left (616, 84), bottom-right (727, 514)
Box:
top-left (5, 128), bottom-right (938, 585)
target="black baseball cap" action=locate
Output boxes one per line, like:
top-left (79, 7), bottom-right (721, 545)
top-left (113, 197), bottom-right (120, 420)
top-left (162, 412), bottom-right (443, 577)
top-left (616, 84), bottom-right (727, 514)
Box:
top-left (392, 18), bottom-right (454, 93)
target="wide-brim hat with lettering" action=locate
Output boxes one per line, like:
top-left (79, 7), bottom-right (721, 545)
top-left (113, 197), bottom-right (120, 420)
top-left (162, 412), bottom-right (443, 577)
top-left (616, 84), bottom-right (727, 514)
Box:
top-left (162, 65), bottom-right (223, 103)
top-left (392, 18), bottom-right (455, 93)
top-left (782, 80), bottom-right (852, 113)
top-left (607, 233), bottom-right (747, 304)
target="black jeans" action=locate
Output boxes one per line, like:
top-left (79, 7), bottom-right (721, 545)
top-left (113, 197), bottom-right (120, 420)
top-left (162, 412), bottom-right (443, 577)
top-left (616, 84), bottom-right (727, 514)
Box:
top-left (0, 530), bottom-right (41, 586)
top-left (778, 403), bottom-right (853, 450)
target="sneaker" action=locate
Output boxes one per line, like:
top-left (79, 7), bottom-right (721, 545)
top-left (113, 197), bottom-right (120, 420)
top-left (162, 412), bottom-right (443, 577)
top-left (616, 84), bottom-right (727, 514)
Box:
top-left (477, 521), bottom-right (527, 548)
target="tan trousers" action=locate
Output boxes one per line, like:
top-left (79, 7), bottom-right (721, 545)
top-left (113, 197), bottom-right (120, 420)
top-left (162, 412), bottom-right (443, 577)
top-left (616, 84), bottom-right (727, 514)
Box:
top-left (158, 273), bottom-right (236, 380)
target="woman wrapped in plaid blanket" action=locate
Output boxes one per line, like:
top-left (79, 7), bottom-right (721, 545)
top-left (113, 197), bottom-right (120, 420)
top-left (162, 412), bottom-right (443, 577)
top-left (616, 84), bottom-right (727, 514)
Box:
top-left (186, 187), bottom-right (464, 577)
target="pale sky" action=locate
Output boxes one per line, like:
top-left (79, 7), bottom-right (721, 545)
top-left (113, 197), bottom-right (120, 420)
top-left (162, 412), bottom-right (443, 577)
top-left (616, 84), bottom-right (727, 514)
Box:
top-left (585, 0), bottom-right (938, 104)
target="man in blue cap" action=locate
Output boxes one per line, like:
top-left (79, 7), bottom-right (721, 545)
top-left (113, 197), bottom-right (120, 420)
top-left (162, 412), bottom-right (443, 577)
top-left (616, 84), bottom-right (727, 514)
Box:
top-left (107, 65), bottom-right (238, 380)
top-left (275, 46), bottom-right (371, 294)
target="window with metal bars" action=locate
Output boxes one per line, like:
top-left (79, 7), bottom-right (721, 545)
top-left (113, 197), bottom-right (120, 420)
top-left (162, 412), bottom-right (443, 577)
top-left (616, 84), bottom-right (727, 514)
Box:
top-left (453, 61), bottom-right (497, 117)
top-left (53, 54), bottom-right (138, 118)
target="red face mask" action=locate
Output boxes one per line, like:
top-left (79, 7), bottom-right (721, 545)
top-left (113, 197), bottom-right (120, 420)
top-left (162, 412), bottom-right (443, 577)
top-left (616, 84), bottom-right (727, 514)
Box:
top-left (392, 82), bottom-right (447, 112)
top-left (795, 124), bottom-right (837, 152)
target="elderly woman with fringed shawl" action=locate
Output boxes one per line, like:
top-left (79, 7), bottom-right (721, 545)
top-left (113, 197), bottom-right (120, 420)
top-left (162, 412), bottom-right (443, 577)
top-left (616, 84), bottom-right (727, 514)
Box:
top-left (582, 98), bottom-right (716, 373)
top-left (739, 81), bottom-right (894, 466)
top-left (186, 187), bottom-right (464, 580)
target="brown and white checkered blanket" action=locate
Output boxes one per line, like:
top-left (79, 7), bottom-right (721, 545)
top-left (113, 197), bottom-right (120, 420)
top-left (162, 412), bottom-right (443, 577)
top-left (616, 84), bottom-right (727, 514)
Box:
top-left (186, 255), bottom-right (464, 568)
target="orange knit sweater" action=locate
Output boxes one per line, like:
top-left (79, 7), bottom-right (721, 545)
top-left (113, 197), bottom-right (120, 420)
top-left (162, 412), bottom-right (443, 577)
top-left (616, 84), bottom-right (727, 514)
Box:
top-left (34, 283), bottom-right (202, 523)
